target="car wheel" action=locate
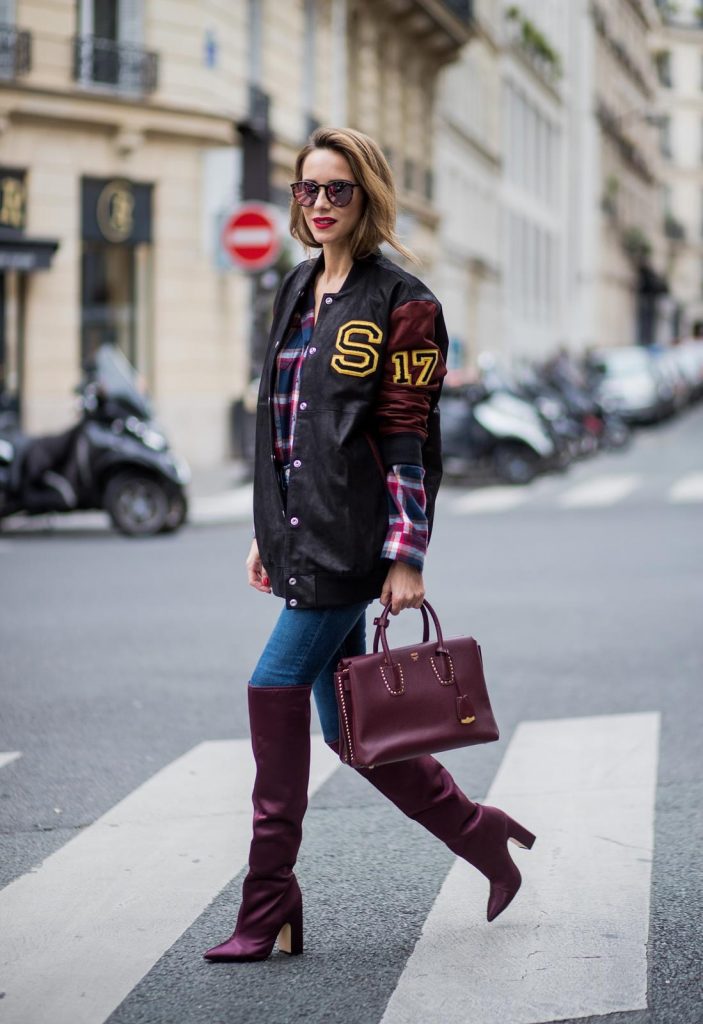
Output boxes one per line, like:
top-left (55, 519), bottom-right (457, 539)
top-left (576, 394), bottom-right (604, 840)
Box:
top-left (104, 472), bottom-right (170, 536)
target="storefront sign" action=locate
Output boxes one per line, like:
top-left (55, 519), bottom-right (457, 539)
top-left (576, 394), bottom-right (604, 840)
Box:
top-left (0, 169), bottom-right (27, 237)
top-left (82, 177), bottom-right (153, 245)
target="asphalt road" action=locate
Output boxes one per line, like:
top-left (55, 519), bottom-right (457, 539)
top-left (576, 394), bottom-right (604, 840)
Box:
top-left (1, 403), bottom-right (702, 1024)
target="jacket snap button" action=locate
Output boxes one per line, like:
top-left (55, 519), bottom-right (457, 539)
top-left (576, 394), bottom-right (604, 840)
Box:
top-left (293, 459), bottom-right (302, 468)
top-left (299, 401), bottom-right (308, 411)
top-left (289, 599), bottom-right (298, 607)
top-left (290, 516), bottom-right (299, 527)
top-left (309, 346), bottom-right (317, 355)
top-left (325, 296), bottom-right (333, 305)
top-left (289, 577), bottom-right (297, 585)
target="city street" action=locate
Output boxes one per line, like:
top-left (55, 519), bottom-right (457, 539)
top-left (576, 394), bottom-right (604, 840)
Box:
top-left (1, 403), bottom-right (702, 1024)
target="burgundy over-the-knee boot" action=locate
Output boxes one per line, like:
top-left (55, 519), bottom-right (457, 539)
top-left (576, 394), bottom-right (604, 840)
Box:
top-left (327, 740), bottom-right (535, 922)
top-left (203, 685), bottom-right (312, 962)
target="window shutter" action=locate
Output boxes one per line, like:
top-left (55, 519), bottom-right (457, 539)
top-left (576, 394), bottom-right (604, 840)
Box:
top-left (0, 0), bottom-right (16, 25)
top-left (118, 0), bottom-right (143, 45)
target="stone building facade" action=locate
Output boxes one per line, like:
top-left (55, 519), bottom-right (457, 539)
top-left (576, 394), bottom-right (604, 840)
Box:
top-left (499, 0), bottom-right (570, 360)
top-left (0, 0), bottom-right (472, 467)
top-left (434, 0), bottom-right (502, 368)
top-left (587, 0), bottom-right (669, 348)
top-left (653, 0), bottom-right (703, 333)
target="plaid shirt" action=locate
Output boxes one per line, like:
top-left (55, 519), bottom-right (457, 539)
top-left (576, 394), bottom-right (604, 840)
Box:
top-left (273, 287), bottom-right (428, 570)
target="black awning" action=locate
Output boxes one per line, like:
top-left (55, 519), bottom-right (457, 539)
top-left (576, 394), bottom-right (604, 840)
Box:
top-left (0, 237), bottom-right (59, 271)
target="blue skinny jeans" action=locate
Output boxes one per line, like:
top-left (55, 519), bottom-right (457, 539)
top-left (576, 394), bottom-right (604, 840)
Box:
top-left (250, 602), bottom-right (369, 742)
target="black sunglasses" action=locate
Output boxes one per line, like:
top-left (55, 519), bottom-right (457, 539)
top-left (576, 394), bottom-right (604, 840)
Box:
top-left (290, 179), bottom-right (361, 208)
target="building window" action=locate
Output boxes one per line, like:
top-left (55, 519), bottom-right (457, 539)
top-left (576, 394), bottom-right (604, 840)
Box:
top-left (655, 50), bottom-right (672, 88)
top-left (74, 0), bottom-right (158, 94)
top-left (660, 115), bottom-right (672, 160)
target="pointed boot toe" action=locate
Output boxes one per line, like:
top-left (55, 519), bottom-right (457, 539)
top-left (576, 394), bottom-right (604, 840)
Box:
top-left (487, 880), bottom-right (521, 922)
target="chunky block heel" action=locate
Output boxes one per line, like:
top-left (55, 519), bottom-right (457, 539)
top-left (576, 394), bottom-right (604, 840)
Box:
top-left (277, 903), bottom-right (304, 956)
top-left (506, 817), bottom-right (537, 850)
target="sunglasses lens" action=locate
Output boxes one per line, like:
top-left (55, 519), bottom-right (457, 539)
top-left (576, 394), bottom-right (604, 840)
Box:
top-left (292, 182), bottom-right (317, 206)
top-left (328, 182), bottom-right (354, 207)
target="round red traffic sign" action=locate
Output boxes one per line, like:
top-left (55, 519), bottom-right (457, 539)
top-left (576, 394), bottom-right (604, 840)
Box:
top-left (221, 203), bottom-right (281, 271)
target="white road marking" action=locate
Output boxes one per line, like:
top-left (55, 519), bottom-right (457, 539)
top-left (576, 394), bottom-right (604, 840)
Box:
top-left (558, 473), bottom-right (640, 508)
top-left (381, 712), bottom-right (660, 1024)
top-left (450, 486), bottom-right (529, 514)
top-left (0, 751), bottom-right (21, 770)
top-left (190, 485), bottom-right (253, 525)
top-left (669, 471), bottom-right (703, 503)
top-left (0, 735), bottom-right (338, 1024)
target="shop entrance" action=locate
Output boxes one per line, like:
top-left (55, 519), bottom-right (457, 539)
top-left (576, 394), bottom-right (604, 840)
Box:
top-left (80, 177), bottom-right (153, 379)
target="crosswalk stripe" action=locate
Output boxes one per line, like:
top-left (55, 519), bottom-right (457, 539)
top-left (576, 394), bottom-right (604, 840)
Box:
top-left (450, 486), bottom-right (529, 514)
top-left (558, 474), bottom-right (640, 508)
top-left (0, 751), bottom-right (21, 770)
top-left (669, 471), bottom-right (703, 503)
top-left (380, 712), bottom-right (659, 1024)
top-left (0, 735), bottom-right (338, 1024)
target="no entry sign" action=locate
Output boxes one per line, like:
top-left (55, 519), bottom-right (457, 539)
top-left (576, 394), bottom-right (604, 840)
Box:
top-left (220, 203), bottom-right (281, 271)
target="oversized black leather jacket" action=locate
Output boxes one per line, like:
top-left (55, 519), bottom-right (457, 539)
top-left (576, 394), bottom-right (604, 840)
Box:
top-left (253, 249), bottom-right (449, 609)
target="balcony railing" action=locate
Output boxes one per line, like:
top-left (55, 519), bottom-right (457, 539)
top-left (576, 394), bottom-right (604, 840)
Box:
top-left (0, 24), bottom-right (32, 79)
top-left (73, 36), bottom-right (158, 94)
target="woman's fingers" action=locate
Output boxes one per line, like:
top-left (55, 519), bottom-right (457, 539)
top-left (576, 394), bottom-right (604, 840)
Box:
top-left (382, 563), bottom-right (425, 615)
top-left (246, 550), bottom-right (272, 593)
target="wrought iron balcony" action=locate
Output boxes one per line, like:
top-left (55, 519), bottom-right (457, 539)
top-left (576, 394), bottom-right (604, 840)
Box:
top-left (73, 35), bottom-right (158, 94)
top-left (0, 24), bottom-right (32, 79)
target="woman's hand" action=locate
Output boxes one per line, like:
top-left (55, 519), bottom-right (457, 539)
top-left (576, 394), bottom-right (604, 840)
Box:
top-left (380, 562), bottom-right (425, 616)
top-left (246, 538), bottom-right (272, 594)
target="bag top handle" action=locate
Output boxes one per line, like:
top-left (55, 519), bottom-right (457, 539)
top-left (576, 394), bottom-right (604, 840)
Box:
top-left (372, 600), bottom-right (448, 662)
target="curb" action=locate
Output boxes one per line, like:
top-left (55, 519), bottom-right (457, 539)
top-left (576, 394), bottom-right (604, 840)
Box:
top-left (0, 484), bottom-right (253, 535)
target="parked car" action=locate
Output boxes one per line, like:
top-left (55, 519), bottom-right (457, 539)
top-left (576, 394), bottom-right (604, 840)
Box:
top-left (586, 347), bottom-right (674, 424)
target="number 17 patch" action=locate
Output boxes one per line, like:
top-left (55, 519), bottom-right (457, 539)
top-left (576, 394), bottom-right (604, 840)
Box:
top-left (390, 348), bottom-right (439, 386)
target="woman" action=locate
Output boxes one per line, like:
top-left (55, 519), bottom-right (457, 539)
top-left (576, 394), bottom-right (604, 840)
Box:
top-left (203, 127), bottom-right (535, 964)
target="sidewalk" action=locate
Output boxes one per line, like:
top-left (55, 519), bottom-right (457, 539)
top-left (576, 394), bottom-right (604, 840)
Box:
top-left (0, 460), bottom-right (253, 534)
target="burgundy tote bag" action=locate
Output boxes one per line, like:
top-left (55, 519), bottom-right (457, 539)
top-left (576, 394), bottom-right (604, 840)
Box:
top-left (335, 600), bottom-right (499, 768)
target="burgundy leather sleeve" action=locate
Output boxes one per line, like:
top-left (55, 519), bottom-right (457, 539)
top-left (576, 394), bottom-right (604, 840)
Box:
top-left (376, 299), bottom-right (447, 466)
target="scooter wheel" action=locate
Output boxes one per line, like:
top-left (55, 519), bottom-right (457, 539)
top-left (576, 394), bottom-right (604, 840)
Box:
top-left (160, 490), bottom-right (188, 533)
top-left (103, 472), bottom-right (170, 536)
top-left (493, 442), bottom-right (539, 485)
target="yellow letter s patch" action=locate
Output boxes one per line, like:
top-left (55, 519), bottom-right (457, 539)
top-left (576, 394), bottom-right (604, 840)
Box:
top-left (330, 320), bottom-right (383, 378)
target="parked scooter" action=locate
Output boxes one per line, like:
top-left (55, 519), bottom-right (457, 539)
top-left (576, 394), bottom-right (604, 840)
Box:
top-left (0, 345), bottom-right (190, 536)
top-left (440, 380), bottom-right (556, 484)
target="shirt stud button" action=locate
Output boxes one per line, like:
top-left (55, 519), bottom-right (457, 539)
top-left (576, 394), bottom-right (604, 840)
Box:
top-left (325, 296), bottom-right (333, 305)
top-left (293, 459), bottom-right (302, 469)
top-left (289, 577), bottom-right (297, 585)
top-left (290, 516), bottom-right (299, 527)
top-left (289, 599), bottom-right (298, 607)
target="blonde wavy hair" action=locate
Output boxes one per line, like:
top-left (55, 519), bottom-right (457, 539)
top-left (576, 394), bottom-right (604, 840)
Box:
top-left (290, 126), bottom-right (416, 263)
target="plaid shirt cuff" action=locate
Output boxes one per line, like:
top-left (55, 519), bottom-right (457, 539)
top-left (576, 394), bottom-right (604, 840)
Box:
top-left (381, 463), bottom-right (428, 571)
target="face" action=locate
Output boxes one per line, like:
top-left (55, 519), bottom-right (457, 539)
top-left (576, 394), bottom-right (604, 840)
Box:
top-left (297, 148), bottom-right (364, 249)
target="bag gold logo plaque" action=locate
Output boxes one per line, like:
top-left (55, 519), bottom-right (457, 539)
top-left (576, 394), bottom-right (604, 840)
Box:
top-left (334, 600), bottom-right (499, 768)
